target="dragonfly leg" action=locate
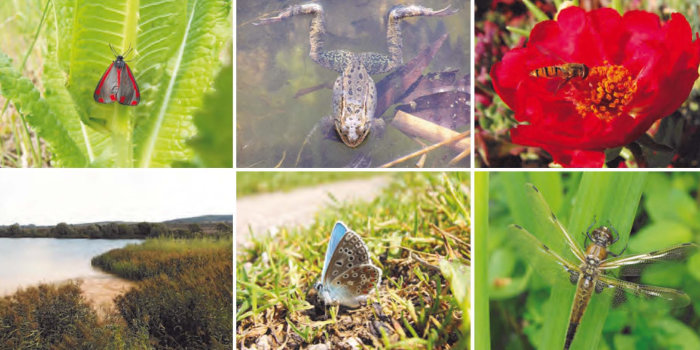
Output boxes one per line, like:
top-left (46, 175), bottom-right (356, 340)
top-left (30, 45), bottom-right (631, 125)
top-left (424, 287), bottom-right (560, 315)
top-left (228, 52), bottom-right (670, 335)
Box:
top-left (608, 222), bottom-right (620, 243)
top-left (585, 216), bottom-right (597, 244)
top-left (608, 244), bottom-right (627, 257)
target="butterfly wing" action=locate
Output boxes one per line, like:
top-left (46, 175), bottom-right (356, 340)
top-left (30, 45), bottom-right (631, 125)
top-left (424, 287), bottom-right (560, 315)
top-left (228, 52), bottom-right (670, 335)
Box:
top-left (94, 61), bottom-right (119, 104)
top-left (323, 227), bottom-right (372, 285)
top-left (321, 221), bottom-right (349, 283)
top-left (325, 264), bottom-right (382, 308)
top-left (117, 61), bottom-right (140, 106)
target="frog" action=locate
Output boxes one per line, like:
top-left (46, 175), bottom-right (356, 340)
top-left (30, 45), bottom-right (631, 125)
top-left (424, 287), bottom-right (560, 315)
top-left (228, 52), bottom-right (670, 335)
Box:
top-left (255, 2), bottom-right (457, 148)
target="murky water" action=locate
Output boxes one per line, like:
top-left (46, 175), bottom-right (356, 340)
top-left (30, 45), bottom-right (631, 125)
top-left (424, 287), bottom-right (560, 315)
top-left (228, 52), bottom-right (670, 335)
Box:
top-left (237, 0), bottom-right (470, 168)
top-left (0, 238), bottom-right (142, 295)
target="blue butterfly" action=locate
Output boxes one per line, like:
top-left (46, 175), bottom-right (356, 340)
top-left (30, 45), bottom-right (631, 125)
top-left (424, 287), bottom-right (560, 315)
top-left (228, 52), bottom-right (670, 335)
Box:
top-left (315, 221), bottom-right (382, 308)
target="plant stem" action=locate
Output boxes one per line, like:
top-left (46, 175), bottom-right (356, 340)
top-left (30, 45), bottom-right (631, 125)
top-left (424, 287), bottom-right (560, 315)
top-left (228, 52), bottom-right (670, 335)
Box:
top-left (474, 172), bottom-right (490, 350)
top-left (110, 109), bottom-right (132, 167)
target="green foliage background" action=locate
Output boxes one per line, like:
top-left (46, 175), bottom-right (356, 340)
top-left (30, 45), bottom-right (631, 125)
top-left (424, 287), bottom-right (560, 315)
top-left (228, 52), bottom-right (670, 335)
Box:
top-left (0, 0), bottom-right (232, 167)
top-left (482, 172), bottom-right (700, 350)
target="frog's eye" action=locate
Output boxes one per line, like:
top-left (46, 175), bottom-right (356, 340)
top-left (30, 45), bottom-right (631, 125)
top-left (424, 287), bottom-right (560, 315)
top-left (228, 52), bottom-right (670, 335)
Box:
top-left (346, 106), bottom-right (352, 113)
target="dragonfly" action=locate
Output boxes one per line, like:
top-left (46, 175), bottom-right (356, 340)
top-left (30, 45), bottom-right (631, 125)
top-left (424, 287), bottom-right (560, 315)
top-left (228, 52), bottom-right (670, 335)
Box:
top-left (508, 183), bottom-right (699, 350)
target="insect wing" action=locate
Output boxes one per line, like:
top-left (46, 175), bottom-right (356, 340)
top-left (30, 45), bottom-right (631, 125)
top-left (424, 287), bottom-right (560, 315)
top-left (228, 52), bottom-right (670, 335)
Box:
top-left (321, 221), bottom-right (349, 282)
top-left (94, 62), bottom-right (119, 104)
top-left (323, 228), bottom-right (373, 285)
top-left (117, 61), bottom-right (140, 106)
top-left (600, 242), bottom-right (699, 275)
top-left (524, 183), bottom-right (587, 263)
top-left (508, 224), bottom-right (581, 286)
top-left (596, 274), bottom-right (691, 309)
top-left (326, 264), bottom-right (381, 307)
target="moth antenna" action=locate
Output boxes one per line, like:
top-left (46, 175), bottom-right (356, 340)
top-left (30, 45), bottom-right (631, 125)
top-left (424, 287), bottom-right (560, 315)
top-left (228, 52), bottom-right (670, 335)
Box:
top-left (124, 44), bottom-right (133, 58)
top-left (109, 43), bottom-right (118, 57)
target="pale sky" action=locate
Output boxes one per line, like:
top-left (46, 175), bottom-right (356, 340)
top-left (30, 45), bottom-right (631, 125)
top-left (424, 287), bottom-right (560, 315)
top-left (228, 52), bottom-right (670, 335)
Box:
top-left (0, 169), bottom-right (233, 226)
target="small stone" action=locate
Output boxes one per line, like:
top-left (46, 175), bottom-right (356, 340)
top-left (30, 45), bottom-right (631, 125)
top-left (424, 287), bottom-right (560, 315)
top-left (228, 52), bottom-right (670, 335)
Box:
top-left (307, 344), bottom-right (330, 350)
top-left (255, 335), bottom-right (272, 350)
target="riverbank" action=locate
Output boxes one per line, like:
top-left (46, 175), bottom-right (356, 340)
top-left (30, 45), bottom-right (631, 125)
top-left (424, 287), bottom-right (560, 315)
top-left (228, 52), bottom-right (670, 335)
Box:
top-left (0, 236), bottom-right (232, 349)
top-left (0, 272), bottom-right (135, 319)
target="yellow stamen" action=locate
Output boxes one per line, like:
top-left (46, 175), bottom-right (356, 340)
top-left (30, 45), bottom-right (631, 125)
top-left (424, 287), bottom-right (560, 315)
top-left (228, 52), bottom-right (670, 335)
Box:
top-left (574, 64), bottom-right (637, 121)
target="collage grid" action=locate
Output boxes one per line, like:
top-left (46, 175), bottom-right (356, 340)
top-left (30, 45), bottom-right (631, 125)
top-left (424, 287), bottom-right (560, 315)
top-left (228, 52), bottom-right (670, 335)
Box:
top-left (0, 0), bottom-right (699, 349)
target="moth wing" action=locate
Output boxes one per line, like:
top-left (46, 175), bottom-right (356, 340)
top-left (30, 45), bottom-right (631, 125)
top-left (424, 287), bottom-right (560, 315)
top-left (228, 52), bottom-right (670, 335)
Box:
top-left (94, 62), bottom-right (119, 104)
top-left (117, 62), bottom-right (140, 106)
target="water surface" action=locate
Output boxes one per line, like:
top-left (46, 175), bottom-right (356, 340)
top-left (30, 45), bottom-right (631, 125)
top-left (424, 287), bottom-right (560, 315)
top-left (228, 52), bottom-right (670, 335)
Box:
top-left (0, 238), bottom-right (142, 295)
top-left (237, 0), bottom-right (470, 168)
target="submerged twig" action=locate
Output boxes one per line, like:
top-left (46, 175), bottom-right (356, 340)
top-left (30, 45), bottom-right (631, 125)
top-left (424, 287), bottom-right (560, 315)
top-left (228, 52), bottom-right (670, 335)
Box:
top-left (379, 130), bottom-right (470, 168)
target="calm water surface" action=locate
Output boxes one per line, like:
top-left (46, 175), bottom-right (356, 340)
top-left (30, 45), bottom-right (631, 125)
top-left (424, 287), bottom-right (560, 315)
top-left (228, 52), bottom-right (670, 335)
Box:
top-left (237, 0), bottom-right (469, 167)
top-left (0, 238), bottom-right (142, 295)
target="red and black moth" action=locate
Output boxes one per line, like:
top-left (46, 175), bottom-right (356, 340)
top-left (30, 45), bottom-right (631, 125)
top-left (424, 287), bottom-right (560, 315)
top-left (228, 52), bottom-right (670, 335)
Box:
top-left (93, 44), bottom-right (140, 106)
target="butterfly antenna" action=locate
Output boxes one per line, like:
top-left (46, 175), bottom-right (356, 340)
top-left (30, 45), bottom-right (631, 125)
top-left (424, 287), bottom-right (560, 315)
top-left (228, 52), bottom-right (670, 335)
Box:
top-left (124, 44), bottom-right (133, 58)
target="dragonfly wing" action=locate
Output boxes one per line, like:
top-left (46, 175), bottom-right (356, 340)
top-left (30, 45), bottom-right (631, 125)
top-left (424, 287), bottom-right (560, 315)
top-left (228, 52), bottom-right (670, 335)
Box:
top-left (524, 183), bottom-right (587, 263)
top-left (507, 224), bottom-right (581, 286)
top-left (596, 274), bottom-right (691, 309)
top-left (600, 242), bottom-right (699, 276)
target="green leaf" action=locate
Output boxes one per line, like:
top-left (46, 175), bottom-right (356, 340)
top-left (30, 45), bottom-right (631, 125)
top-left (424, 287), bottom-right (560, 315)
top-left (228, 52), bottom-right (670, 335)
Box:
top-left (474, 172), bottom-right (490, 350)
top-left (0, 52), bottom-right (88, 166)
top-left (133, 0), bottom-right (230, 167)
top-left (629, 221), bottom-right (693, 254)
top-left (187, 63), bottom-right (233, 168)
top-left (644, 187), bottom-right (700, 229)
top-left (522, 0), bottom-right (550, 22)
top-left (654, 317), bottom-right (700, 349)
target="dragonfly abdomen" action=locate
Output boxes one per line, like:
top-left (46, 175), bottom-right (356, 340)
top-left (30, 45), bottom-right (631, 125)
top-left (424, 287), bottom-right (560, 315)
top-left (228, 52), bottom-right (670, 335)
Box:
top-left (564, 272), bottom-right (596, 350)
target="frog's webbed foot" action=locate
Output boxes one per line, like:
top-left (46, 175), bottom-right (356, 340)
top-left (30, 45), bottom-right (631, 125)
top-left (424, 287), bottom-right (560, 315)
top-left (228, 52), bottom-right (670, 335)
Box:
top-left (253, 3), bottom-right (323, 26)
top-left (388, 5), bottom-right (458, 20)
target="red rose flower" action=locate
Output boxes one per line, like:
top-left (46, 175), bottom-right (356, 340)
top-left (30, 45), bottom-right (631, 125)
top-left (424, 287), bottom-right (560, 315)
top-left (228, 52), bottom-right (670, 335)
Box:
top-left (491, 6), bottom-right (700, 167)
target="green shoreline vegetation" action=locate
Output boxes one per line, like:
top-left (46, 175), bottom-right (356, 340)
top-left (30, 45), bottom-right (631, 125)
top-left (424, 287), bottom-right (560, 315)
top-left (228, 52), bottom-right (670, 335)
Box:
top-left (0, 218), bottom-right (232, 239)
top-left (0, 224), bottom-right (233, 349)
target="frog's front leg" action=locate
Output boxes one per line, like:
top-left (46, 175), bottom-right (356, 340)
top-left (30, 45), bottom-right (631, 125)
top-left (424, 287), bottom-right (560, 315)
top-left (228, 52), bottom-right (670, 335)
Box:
top-left (255, 2), bottom-right (350, 73)
top-left (363, 5), bottom-right (458, 75)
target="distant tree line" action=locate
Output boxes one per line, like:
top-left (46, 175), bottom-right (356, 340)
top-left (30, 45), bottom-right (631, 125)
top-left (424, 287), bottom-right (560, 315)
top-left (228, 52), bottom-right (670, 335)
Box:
top-left (0, 221), bottom-right (232, 239)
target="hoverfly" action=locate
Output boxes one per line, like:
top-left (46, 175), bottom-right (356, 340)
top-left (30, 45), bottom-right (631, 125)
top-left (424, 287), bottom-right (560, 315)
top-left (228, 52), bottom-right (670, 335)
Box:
top-left (529, 63), bottom-right (589, 83)
top-left (509, 183), bottom-right (698, 350)
top-left (529, 45), bottom-right (589, 92)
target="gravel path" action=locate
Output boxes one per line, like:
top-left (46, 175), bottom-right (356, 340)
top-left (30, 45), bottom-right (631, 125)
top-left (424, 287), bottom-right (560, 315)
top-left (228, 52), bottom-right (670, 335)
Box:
top-left (236, 176), bottom-right (391, 248)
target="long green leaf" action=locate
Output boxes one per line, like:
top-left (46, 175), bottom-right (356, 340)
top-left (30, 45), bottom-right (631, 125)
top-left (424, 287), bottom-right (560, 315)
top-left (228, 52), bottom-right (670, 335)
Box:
top-left (45, 0), bottom-right (112, 166)
top-left (187, 63), bottom-right (233, 167)
top-left (133, 0), bottom-right (229, 167)
top-left (0, 52), bottom-right (88, 166)
top-left (475, 172), bottom-right (490, 350)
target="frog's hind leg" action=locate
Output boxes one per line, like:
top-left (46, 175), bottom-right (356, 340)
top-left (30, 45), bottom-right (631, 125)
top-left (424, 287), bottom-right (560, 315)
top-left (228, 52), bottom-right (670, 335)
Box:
top-left (376, 5), bottom-right (458, 74)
